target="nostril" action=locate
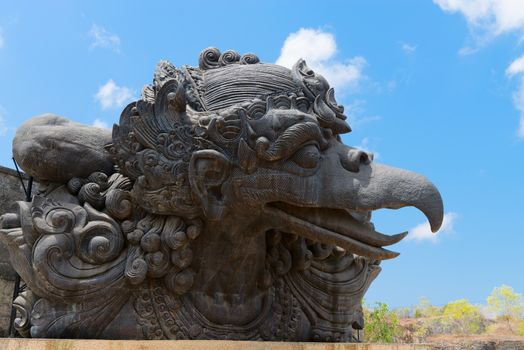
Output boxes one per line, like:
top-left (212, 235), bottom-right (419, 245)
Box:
top-left (360, 151), bottom-right (373, 165)
top-left (340, 148), bottom-right (373, 172)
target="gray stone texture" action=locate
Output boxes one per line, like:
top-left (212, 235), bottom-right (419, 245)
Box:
top-left (13, 114), bottom-right (114, 183)
top-left (0, 165), bottom-right (34, 337)
top-left (0, 48), bottom-right (444, 341)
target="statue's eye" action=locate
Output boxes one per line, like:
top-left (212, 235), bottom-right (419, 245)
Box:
top-left (290, 144), bottom-right (320, 168)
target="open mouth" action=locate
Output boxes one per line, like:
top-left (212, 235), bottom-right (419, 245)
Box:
top-left (265, 202), bottom-right (408, 260)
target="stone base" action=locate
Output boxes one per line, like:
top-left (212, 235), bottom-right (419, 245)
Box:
top-left (0, 339), bottom-right (434, 350)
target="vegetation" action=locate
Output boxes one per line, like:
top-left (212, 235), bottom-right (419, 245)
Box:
top-left (518, 320), bottom-right (524, 336)
top-left (413, 297), bottom-right (443, 318)
top-left (364, 302), bottom-right (399, 343)
top-left (487, 285), bottom-right (523, 320)
top-left (440, 299), bottom-right (485, 334)
top-left (366, 284), bottom-right (524, 343)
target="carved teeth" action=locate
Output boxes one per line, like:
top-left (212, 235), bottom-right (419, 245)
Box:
top-left (266, 205), bottom-right (402, 260)
top-left (271, 203), bottom-right (407, 248)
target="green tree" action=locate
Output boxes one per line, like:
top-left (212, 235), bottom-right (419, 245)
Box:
top-left (442, 299), bottom-right (485, 334)
top-left (487, 285), bottom-right (524, 332)
top-left (413, 297), bottom-right (443, 318)
top-left (487, 285), bottom-right (524, 320)
top-left (364, 302), bottom-right (399, 343)
top-left (393, 306), bottom-right (412, 319)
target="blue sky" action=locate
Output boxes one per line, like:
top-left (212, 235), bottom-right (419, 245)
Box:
top-left (0, 1), bottom-right (523, 308)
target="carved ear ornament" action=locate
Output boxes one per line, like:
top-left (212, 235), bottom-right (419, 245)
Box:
top-left (313, 92), bottom-right (351, 134)
top-left (290, 59), bottom-right (351, 134)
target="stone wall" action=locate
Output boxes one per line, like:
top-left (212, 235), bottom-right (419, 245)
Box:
top-left (0, 165), bottom-right (32, 337)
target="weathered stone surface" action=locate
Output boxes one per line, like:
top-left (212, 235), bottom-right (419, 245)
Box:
top-left (0, 48), bottom-right (444, 341)
top-left (0, 166), bottom-right (28, 281)
top-left (0, 279), bottom-right (14, 337)
top-left (13, 114), bottom-right (114, 183)
top-left (0, 165), bottom-right (35, 337)
top-left (0, 339), bottom-right (436, 350)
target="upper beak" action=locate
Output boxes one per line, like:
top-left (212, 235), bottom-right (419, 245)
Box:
top-left (345, 162), bottom-right (444, 233)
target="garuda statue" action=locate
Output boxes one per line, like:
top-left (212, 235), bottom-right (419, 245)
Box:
top-left (0, 48), bottom-right (443, 341)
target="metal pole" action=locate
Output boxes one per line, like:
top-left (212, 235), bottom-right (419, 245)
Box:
top-left (11, 158), bottom-right (27, 198)
top-left (7, 276), bottom-right (20, 337)
top-left (26, 177), bottom-right (33, 202)
top-left (8, 158), bottom-right (33, 337)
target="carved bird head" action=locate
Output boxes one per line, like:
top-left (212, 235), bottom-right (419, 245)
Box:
top-left (107, 48), bottom-right (444, 261)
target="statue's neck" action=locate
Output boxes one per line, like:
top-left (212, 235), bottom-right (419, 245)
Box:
top-left (189, 221), bottom-right (268, 325)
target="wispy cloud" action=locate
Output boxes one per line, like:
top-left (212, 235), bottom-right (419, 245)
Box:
top-left (89, 24), bottom-right (121, 53)
top-left (92, 118), bottom-right (109, 129)
top-left (95, 79), bottom-right (134, 110)
top-left (434, 1), bottom-right (524, 137)
top-left (510, 73), bottom-right (524, 138)
top-left (506, 55), bottom-right (524, 138)
top-left (458, 46), bottom-right (479, 56)
top-left (401, 42), bottom-right (416, 54)
top-left (506, 55), bottom-right (524, 77)
top-left (433, 0), bottom-right (524, 49)
top-left (276, 28), bottom-right (367, 93)
top-left (0, 105), bottom-right (9, 136)
top-left (0, 27), bottom-right (5, 49)
top-left (346, 99), bottom-right (382, 128)
top-left (407, 212), bottom-right (458, 243)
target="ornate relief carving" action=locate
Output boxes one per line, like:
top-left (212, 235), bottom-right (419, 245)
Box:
top-left (1, 47), bottom-right (444, 341)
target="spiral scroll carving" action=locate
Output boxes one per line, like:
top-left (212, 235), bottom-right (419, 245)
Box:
top-left (219, 50), bottom-right (241, 66)
top-left (74, 205), bottom-right (124, 264)
top-left (199, 47), bottom-right (260, 70)
top-left (240, 53), bottom-right (260, 65)
top-left (13, 290), bottom-right (36, 338)
top-left (199, 47), bottom-right (221, 70)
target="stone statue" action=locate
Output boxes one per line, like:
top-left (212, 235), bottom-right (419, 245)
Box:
top-left (0, 48), bottom-right (443, 341)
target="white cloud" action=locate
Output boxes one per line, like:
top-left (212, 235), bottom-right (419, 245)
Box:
top-left (276, 28), bottom-right (367, 92)
top-left (511, 78), bottom-right (524, 138)
top-left (519, 114), bottom-right (524, 137)
top-left (346, 100), bottom-right (382, 127)
top-left (435, 2), bottom-right (524, 137)
top-left (92, 119), bottom-right (109, 129)
top-left (458, 46), bottom-right (479, 56)
top-left (506, 55), bottom-right (524, 138)
top-left (401, 42), bottom-right (416, 54)
top-left (0, 106), bottom-right (8, 136)
top-left (434, 0), bottom-right (524, 43)
top-left (0, 27), bottom-right (4, 49)
top-left (95, 79), bottom-right (134, 110)
top-left (506, 55), bottom-right (524, 77)
top-left (407, 212), bottom-right (458, 243)
top-left (89, 24), bottom-right (121, 53)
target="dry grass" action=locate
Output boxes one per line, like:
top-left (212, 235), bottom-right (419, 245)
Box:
top-left (396, 317), bottom-right (524, 348)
